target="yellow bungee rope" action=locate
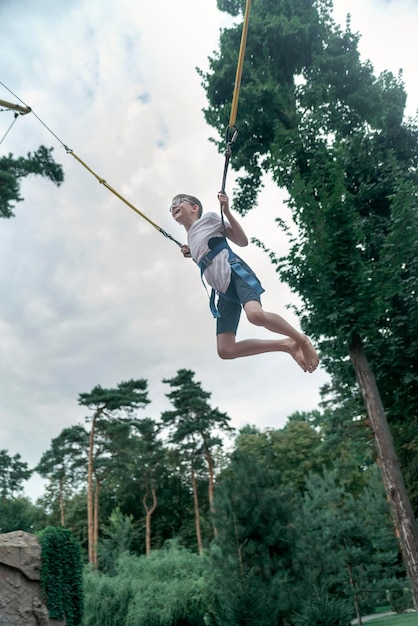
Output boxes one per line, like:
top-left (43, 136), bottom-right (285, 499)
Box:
top-left (220, 0), bottom-right (251, 233)
top-left (228, 0), bottom-right (251, 131)
top-left (0, 84), bottom-right (182, 247)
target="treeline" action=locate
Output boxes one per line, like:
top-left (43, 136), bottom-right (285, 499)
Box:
top-left (0, 368), bottom-right (413, 625)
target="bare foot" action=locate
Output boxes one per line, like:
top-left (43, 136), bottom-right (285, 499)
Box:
top-left (280, 338), bottom-right (309, 372)
top-left (299, 335), bottom-right (319, 373)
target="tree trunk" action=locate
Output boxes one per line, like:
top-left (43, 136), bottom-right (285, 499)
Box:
top-left (349, 334), bottom-right (418, 609)
top-left (93, 476), bottom-right (101, 569)
top-left (204, 447), bottom-right (218, 539)
top-left (347, 562), bottom-right (362, 626)
top-left (191, 466), bottom-right (203, 555)
top-left (87, 411), bottom-right (98, 566)
top-left (233, 512), bottom-right (244, 576)
top-left (143, 484), bottom-right (157, 556)
top-left (59, 475), bottom-right (65, 527)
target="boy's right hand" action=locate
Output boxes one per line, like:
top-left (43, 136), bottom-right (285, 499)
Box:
top-left (181, 244), bottom-right (192, 258)
top-left (218, 191), bottom-right (229, 213)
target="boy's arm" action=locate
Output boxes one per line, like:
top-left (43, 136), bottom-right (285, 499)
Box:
top-left (218, 192), bottom-right (248, 247)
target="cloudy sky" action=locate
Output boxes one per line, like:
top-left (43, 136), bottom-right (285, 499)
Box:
top-left (1, 0), bottom-right (417, 500)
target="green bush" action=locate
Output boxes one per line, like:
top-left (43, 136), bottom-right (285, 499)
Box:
top-left (292, 593), bottom-right (353, 626)
top-left (387, 581), bottom-right (413, 613)
top-left (82, 568), bottom-right (134, 626)
top-left (38, 526), bottom-right (84, 626)
top-left (82, 540), bottom-right (207, 626)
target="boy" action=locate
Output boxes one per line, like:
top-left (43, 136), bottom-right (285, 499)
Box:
top-left (170, 191), bottom-right (319, 373)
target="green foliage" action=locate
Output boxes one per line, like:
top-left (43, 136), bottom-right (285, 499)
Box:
top-left (26, 366), bottom-right (413, 624)
top-left (0, 495), bottom-right (47, 533)
top-left (0, 145), bottom-right (64, 217)
top-left (207, 452), bottom-right (296, 624)
top-left (292, 591), bottom-right (353, 626)
top-left (78, 378), bottom-right (150, 414)
top-left (0, 449), bottom-right (39, 533)
top-left (98, 508), bottom-right (139, 575)
top-left (216, 0), bottom-right (242, 17)
top-left (386, 580), bottom-right (413, 614)
top-left (162, 369), bottom-right (233, 447)
top-left (200, 0), bottom-right (332, 212)
top-left (367, 173), bottom-right (418, 512)
top-left (161, 368), bottom-right (233, 483)
top-left (82, 566), bottom-right (135, 626)
top-left (0, 449), bottom-right (32, 496)
top-left (35, 425), bottom-right (89, 526)
top-left (202, 0), bottom-right (418, 352)
top-left (83, 541), bottom-right (207, 626)
top-left (36, 425), bottom-right (88, 487)
top-left (38, 526), bottom-right (84, 626)
top-left (54, 490), bottom-right (89, 556)
top-left (79, 378), bottom-right (151, 565)
top-left (234, 417), bottom-right (325, 491)
top-left (203, 0), bottom-right (418, 527)
top-left (293, 467), bottom-right (403, 616)
top-left (162, 369), bottom-right (234, 550)
top-left (100, 446), bottom-right (200, 553)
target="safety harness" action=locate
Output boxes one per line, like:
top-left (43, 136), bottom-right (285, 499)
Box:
top-left (198, 238), bottom-right (264, 318)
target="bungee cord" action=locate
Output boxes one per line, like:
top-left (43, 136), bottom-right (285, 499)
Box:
top-left (1, 1), bottom-right (251, 245)
top-left (0, 82), bottom-right (183, 248)
top-left (220, 0), bottom-right (251, 230)
top-left (0, 112), bottom-right (18, 147)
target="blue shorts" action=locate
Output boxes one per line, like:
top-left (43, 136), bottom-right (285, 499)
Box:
top-left (216, 262), bottom-right (262, 335)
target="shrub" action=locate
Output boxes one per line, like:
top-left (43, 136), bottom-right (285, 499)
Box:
top-left (38, 526), bottom-right (84, 626)
top-left (82, 540), bottom-right (207, 626)
top-left (292, 593), bottom-right (353, 626)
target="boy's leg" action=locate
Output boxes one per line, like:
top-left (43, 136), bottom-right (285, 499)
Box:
top-left (216, 300), bottom-right (319, 372)
top-left (244, 300), bottom-right (319, 371)
top-left (216, 331), bottom-right (308, 367)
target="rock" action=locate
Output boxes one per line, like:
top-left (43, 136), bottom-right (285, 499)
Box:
top-left (0, 530), bottom-right (56, 626)
top-left (0, 530), bottom-right (41, 580)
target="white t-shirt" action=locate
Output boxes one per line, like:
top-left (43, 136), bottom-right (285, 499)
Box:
top-left (188, 212), bottom-right (232, 293)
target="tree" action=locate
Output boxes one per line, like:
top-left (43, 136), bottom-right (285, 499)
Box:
top-left (80, 428), bottom-right (204, 554)
top-left (0, 495), bottom-right (46, 534)
top-left (207, 451), bottom-right (296, 625)
top-left (98, 507), bottom-right (139, 576)
top-left (36, 425), bottom-right (89, 526)
top-left (162, 369), bottom-right (233, 552)
top-left (139, 446), bottom-right (203, 552)
top-left (293, 468), bottom-right (406, 623)
top-left (134, 418), bottom-right (165, 555)
top-left (0, 449), bottom-right (32, 497)
top-left (101, 417), bottom-right (166, 556)
top-left (0, 145), bottom-right (64, 218)
top-left (235, 416), bottom-right (325, 492)
top-left (78, 379), bottom-right (150, 567)
top-left (201, 0), bottom-right (418, 606)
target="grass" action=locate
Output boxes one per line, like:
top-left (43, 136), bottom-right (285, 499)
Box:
top-left (374, 605), bottom-right (393, 614)
top-left (362, 612), bottom-right (417, 626)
